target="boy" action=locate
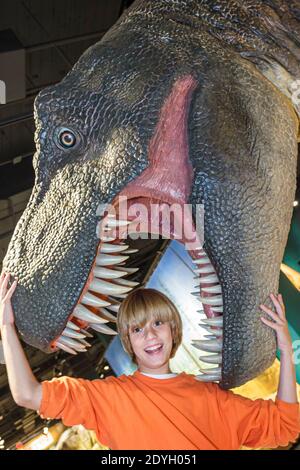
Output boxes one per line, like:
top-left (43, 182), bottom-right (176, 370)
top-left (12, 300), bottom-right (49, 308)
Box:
top-left (0, 271), bottom-right (300, 450)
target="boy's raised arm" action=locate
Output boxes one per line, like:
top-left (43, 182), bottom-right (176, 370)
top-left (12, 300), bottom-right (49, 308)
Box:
top-left (0, 272), bottom-right (42, 410)
top-left (259, 293), bottom-right (298, 404)
top-left (212, 292), bottom-right (300, 449)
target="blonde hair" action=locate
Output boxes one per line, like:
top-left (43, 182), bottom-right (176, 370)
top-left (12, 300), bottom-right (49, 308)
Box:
top-left (116, 287), bottom-right (183, 363)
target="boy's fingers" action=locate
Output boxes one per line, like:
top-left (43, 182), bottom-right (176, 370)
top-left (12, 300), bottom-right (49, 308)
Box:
top-left (9, 279), bottom-right (17, 290)
top-left (0, 271), bottom-right (6, 287)
top-left (278, 293), bottom-right (285, 311)
top-left (5, 280), bottom-right (18, 299)
top-left (260, 303), bottom-right (278, 316)
top-left (270, 293), bottom-right (285, 319)
top-left (260, 316), bottom-right (279, 330)
top-left (260, 305), bottom-right (284, 325)
top-left (0, 273), bottom-right (10, 298)
top-left (0, 272), bottom-right (5, 291)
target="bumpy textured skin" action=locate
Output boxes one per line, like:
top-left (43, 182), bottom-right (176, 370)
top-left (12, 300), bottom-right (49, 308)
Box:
top-left (3, 0), bottom-right (300, 388)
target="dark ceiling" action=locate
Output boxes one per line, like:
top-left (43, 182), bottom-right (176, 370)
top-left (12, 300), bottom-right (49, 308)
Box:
top-left (0, 0), bottom-right (131, 198)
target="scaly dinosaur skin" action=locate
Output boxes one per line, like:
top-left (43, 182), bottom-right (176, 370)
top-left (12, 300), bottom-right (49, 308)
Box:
top-left (3, 0), bottom-right (300, 388)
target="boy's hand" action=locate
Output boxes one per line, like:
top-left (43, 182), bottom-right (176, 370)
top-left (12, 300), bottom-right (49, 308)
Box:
top-left (260, 293), bottom-right (292, 354)
top-left (0, 272), bottom-right (18, 329)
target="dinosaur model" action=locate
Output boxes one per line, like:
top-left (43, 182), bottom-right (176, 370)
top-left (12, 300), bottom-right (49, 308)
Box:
top-left (3, 0), bottom-right (300, 389)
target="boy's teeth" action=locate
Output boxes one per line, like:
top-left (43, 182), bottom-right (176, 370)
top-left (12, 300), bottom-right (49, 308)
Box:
top-left (145, 345), bottom-right (162, 352)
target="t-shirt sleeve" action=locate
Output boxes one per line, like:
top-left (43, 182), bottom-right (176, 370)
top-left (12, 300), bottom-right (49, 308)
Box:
top-left (213, 384), bottom-right (300, 449)
top-left (38, 375), bottom-right (116, 445)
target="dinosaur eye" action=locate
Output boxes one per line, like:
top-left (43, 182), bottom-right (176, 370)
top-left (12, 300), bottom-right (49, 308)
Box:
top-left (59, 129), bottom-right (76, 148)
top-left (55, 127), bottom-right (80, 150)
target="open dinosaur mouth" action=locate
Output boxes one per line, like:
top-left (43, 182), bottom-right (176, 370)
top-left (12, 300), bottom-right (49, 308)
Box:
top-left (51, 192), bottom-right (224, 384)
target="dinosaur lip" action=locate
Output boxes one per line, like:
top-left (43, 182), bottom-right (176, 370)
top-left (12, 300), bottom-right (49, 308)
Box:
top-left (50, 193), bottom-right (224, 385)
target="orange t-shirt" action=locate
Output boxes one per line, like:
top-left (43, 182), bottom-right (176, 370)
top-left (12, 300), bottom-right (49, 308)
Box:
top-left (39, 370), bottom-right (300, 450)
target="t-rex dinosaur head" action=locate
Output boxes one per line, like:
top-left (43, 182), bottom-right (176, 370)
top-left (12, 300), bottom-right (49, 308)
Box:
top-left (3, 0), bottom-right (299, 388)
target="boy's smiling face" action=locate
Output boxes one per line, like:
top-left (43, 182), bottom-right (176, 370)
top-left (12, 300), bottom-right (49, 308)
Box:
top-left (128, 316), bottom-right (173, 374)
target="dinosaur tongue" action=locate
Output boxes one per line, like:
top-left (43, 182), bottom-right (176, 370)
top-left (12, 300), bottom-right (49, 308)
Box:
top-left (106, 74), bottom-right (200, 246)
top-left (117, 74), bottom-right (197, 206)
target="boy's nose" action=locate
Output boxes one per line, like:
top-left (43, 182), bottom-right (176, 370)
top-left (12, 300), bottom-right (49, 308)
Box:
top-left (144, 325), bottom-right (157, 339)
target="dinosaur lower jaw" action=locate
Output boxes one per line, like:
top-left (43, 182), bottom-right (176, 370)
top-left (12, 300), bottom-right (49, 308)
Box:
top-left (50, 195), bottom-right (224, 383)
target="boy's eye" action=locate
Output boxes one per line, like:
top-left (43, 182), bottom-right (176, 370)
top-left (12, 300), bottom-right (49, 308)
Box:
top-left (131, 321), bottom-right (163, 333)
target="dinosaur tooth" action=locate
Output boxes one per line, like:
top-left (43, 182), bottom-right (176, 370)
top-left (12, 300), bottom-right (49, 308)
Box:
top-left (113, 278), bottom-right (139, 287)
top-left (92, 266), bottom-right (128, 279)
top-left (194, 266), bottom-right (216, 274)
top-left (89, 323), bottom-right (118, 335)
top-left (98, 307), bottom-right (117, 322)
top-left (78, 338), bottom-right (91, 348)
top-left (201, 316), bottom-right (223, 326)
top-left (211, 306), bottom-right (223, 313)
top-left (191, 338), bottom-right (223, 353)
top-left (106, 303), bottom-right (120, 313)
top-left (95, 254), bottom-right (129, 266)
top-left (201, 285), bottom-right (222, 294)
top-left (106, 218), bottom-right (131, 227)
top-left (194, 247), bottom-right (205, 253)
top-left (67, 321), bottom-right (81, 331)
top-left (195, 274), bottom-right (219, 283)
top-left (108, 293), bottom-right (127, 298)
top-left (107, 296), bottom-right (122, 305)
top-left (199, 324), bottom-right (223, 336)
top-left (58, 335), bottom-right (87, 352)
top-left (198, 354), bottom-right (222, 364)
top-left (199, 366), bottom-right (222, 375)
top-left (56, 340), bottom-right (78, 355)
top-left (193, 256), bottom-right (210, 264)
top-left (203, 334), bottom-right (221, 340)
top-left (73, 304), bottom-right (109, 324)
top-left (198, 295), bottom-right (223, 306)
top-left (96, 221), bottom-right (114, 240)
top-left (80, 328), bottom-right (94, 338)
top-left (122, 248), bottom-right (139, 254)
top-left (101, 235), bottom-right (116, 242)
top-left (113, 266), bottom-right (139, 274)
top-left (82, 291), bottom-right (111, 308)
top-left (195, 373), bottom-right (221, 382)
top-left (90, 277), bottom-right (133, 295)
top-left (62, 327), bottom-right (87, 339)
top-left (99, 243), bottom-right (129, 253)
